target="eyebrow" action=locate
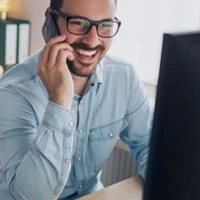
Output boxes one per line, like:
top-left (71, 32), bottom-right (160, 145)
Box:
top-left (72, 16), bottom-right (114, 22)
top-left (59, 11), bottom-right (115, 21)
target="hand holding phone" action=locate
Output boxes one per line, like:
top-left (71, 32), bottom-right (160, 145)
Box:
top-left (42, 12), bottom-right (60, 43)
top-left (37, 12), bottom-right (74, 109)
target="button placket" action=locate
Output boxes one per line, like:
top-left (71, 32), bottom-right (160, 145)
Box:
top-left (75, 95), bottom-right (87, 182)
top-left (68, 121), bottom-right (74, 127)
top-left (79, 184), bottom-right (83, 189)
top-left (65, 159), bottom-right (69, 163)
top-left (90, 83), bottom-right (95, 87)
top-left (77, 156), bottom-right (82, 161)
top-left (109, 132), bottom-right (113, 137)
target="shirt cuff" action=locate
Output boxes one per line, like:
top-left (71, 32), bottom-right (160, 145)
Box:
top-left (42, 101), bottom-right (75, 133)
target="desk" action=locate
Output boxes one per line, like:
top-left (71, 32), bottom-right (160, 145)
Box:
top-left (77, 176), bottom-right (143, 200)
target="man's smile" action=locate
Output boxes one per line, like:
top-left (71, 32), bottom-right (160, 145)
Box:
top-left (74, 48), bottom-right (98, 64)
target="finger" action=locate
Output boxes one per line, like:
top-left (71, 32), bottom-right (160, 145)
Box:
top-left (41, 34), bottom-right (67, 64)
top-left (48, 42), bottom-right (74, 69)
top-left (56, 49), bottom-right (74, 69)
top-left (48, 34), bottom-right (68, 47)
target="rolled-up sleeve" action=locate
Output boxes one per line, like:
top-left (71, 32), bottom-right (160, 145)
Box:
top-left (0, 87), bottom-right (75, 200)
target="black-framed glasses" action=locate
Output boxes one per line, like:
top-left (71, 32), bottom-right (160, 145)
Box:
top-left (53, 10), bottom-right (121, 38)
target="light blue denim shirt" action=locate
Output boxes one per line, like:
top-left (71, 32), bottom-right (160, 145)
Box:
top-left (0, 49), bottom-right (152, 200)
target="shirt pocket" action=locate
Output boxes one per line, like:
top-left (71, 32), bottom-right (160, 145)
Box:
top-left (89, 118), bottom-right (128, 173)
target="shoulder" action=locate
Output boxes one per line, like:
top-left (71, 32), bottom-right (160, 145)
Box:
top-left (101, 54), bottom-right (133, 68)
top-left (0, 49), bottom-right (42, 87)
top-left (99, 54), bottom-right (138, 82)
top-left (0, 49), bottom-right (47, 108)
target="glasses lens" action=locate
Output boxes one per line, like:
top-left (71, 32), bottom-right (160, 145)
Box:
top-left (68, 18), bottom-right (90, 34)
top-left (67, 17), bottom-right (120, 37)
top-left (98, 21), bottom-right (118, 37)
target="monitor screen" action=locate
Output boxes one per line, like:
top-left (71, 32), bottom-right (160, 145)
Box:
top-left (143, 32), bottom-right (200, 200)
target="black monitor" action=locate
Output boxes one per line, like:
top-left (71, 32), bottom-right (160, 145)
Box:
top-left (143, 32), bottom-right (200, 200)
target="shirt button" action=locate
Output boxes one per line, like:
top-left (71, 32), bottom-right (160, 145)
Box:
top-left (80, 100), bottom-right (83, 104)
top-left (77, 156), bottom-right (82, 161)
top-left (79, 184), bottom-right (83, 189)
top-left (109, 132), bottom-right (113, 137)
top-left (79, 129), bottom-right (83, 134)
top-left (65, 159), bottom-right (69, 163)
top-left (68, 121), bottom-right (74, 127)
top-left (90, 83), bottom-right (95, 87)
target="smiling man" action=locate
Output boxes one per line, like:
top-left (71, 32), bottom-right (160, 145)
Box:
top-left (0, 0), bottom-right (152, 200)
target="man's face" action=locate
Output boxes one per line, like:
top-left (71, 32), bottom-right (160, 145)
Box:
top-left (57, 0), bottom-right (116, 77)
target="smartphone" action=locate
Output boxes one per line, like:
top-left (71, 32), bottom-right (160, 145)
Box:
top-left (42, 12), bottom-right (60, 43)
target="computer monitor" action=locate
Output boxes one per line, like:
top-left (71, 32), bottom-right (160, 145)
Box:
top-left (143, 32), bottom-right (200, 200)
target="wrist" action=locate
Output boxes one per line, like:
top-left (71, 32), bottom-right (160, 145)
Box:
top-left (49, 98), bottom-right (72, 110)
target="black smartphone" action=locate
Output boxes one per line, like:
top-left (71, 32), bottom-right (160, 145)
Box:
top-left (42, 12), bottom-right (60, 43)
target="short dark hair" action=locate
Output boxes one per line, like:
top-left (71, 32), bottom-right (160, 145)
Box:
top-left (50, 0), bottom-right (117, 10)
top-left (50, 0), bottom-right (63, 10)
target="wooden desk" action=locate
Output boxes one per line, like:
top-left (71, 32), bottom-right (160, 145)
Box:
top-left (77, 176), bottom-right (143, 200)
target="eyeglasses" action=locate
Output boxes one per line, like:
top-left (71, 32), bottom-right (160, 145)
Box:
top-left (53, 10), bottom-right (121, 38)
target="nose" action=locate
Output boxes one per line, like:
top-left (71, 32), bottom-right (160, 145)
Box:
top-left (81, 26), bottom-right (100, 48)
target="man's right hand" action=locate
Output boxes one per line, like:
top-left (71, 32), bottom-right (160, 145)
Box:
top-left (37, 34), bottom-right (74, 109)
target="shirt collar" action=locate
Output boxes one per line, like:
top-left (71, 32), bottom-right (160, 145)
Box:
top-left (89, 61), bottom-right (103, 85)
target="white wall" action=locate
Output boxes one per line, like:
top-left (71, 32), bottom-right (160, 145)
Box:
top-left (109, 0), bottom-right (200, 84)
top-left (8, 0), bottom-right (200, 84)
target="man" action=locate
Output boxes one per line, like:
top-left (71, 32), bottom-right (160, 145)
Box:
top-left (0, 0), bottom-right (152, 199)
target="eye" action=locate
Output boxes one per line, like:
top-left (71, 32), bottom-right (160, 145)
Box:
top-left (100, 22), bottom-right (114, 28)
top-left (69, 18), bottom-right (90, 27)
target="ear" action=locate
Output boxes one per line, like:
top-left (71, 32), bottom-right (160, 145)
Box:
top-left (44, 7), bottom-right (51, 17)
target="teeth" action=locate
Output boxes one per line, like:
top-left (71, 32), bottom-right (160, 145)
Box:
top-left (76, 49), bottom-right (96, 56)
